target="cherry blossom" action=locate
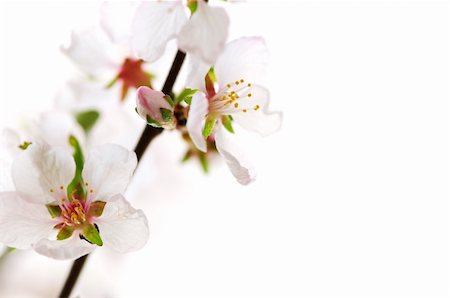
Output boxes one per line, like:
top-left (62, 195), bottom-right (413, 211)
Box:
top-left (186, 37), bottom-right (282, 184)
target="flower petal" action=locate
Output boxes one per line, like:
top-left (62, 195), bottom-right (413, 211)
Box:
top-left (33, 234), bottom-right (95, 260)
top-left (186, 92), bottom-right (209, 152)
top-left (12, 143), bottom-right (76, 204)
top-left (185, 55), bottom-right (211, 91)
top-left (178, 0), bottom-right (229, 65)
top-left (95, 194), bottom-right (149, 253)
top-left (214, 37), bottom-right (269, 89)
top-left (0, 192), bottom-right (54, 249)
top-left (100, 2), bottom-right (138, 45)
top-left (131, 1), bottom-right (187, 62)
top-left (61, 27), bottom-right (120, 78)
top-left (214, 127), bottom-right (256, 185)
top-left (0, 128), bottom-right (21, 192)
top-left (82, 144), bottom-right (137, 201)
top-left (232, 85), bottom-right (282, 136)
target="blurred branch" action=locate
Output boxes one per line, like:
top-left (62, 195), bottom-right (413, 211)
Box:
top-left (58, 49), bottom-right (186, 298)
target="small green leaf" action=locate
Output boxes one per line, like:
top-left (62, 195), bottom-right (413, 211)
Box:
top-left (82, 223), bottom-right (103, 246)
top-left (202, 116), bottom-right (216, 138)
top-left (18, 141), bottom-right (32, 150)
top-left (46, 204), bottom-right (62, 218)
top-left (198, 152), bottom-right (209, 173)
top-left (75, 110), bottom-right (100, 135)
top-left (176, 88), bottom-right (198, 105)
top-left (67, 135), bottom-right (85, 201)
top-left (221, 115), bottom-right (234, 133)
top-left (57, 225), bottom-right (75, 241)
top-left (164, 95), bottom-right (175, 108)
top-left (146, 115), bottom-right (161, 127)
top-left (88, 201), bottom-right (107, 218)
top-left (160, 108), bottom-right (173, 123)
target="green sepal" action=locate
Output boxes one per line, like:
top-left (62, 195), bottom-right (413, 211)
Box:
top-left (181, 150), bottom-right (192, 163)
top-left (57, 225), bottom-right (75, 241)
top-left (208, 67), bottom-right (217, 83)
top-left (202, 116), bottom-right (216, 138)
top-left (198, 152), bottom-right (209, 173)
top-left (106, 75), bottom-right (119, 89)
top-left (187, 0), bottom-right (198, 14)
top-left (46, 204), bottom-right (62, 218)
top-left (18, 141), bottom-right (32, 150)
top-left (160, 108), bottom-right (173, 123)
top-left (75, 110), bottom-right (100, 135)
top-left (164, 95), bottom-right (175, 108)
top-left (221, 115), bottom-right (234, 133)
top-left (81, 223), bottom-right (103, 246)
top-left (176, 88), bottom-right (198, 105)
top-left (146, 115), bottom-right (162, 128)
top-left (67, 135), bottom-right (86, 201)
top-left (88, 201), bottom-right (107, 218)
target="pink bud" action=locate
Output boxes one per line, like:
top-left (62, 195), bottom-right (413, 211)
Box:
top-left (136, 86), bottom-right (175, 128)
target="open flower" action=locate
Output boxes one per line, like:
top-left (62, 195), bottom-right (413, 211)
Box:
top-left (131, 0), bottom-right (229, 64)
top-left (62, 3), bottom-right (153, 101)
top-left (186, 37), bottom-right (282, 185)
top-left (0, 141), bottom-right (148, 260)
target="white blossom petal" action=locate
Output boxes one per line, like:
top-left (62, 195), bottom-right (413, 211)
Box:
top-left (12, 143), bottom-right (76, 204)
top-left (83, 144), bottom-right (137, 201)
top-left (61, 27), bottom-right (120, 77)
top-left (100, 2), bottom-right (138, 45)
top-left (178, 0), bottom-right (229, 65)
top-left (214, 127), bottom-right (256, 185)
top-left (95, 194), bottom-right (149, 253)
top-left (232, 85), bottom-right (282, 136)
top-left (186, 92), bottom-right (209, 152)
top-left (0, 129), bottom-right (21, 192)
top-left (0, 192), bottom-right (54, 249)
top-left (131, 1), bottom-right (187, 62)
top-left (185, 55), bottom-right (211, 91)
top-left (33, 234), bottom-right (95, 260)
top-left (215, 37), bottom-right (269, 89)
top-left (136, 86), bottom-right (173, 124)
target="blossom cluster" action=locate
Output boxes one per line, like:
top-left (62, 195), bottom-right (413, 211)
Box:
top-left (0, 0), bottom-right (281, 260)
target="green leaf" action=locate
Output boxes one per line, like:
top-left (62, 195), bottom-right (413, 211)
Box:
top-left (164, 95), bottom-right (175, 108)
top-left (67, 135), bottom-right (85, 201)
top-left (88, 201), bottom-right (107, 218)
top-left (18, 141), bottom-right (32, 150)
top-left (75, 110), bottom-right (100, 135)
top-left (57, 225), bottom-right (75, 241)
top-left (46, 204), bottom-right (62, 218)
top-left (176, 88), bottom-right (198, 105)
top-left (221, 115), bottom-right (234, 133)
top-left (202, 116), bottom-right (216, 138)
top-left (146, 115), bottom-right (161, 127)
top-left (82, 223), bottom-right (103, 246)
top-left (160, 108), bottom-right (173, 123)
top-left (198, 152), bottom-right (209, 173)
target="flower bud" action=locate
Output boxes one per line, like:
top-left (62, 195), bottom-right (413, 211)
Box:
top-left (136, 86), bottom-right (176, 129)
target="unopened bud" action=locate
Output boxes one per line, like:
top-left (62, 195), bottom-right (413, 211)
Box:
top-left (136, 86), bottom-right (176, 129)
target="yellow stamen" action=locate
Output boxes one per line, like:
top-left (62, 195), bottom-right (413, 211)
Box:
top-left (234, 103), bottom-right (239, 108)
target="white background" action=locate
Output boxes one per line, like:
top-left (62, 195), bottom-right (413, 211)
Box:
top-left (0, 1), bottom-right (448, 297)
